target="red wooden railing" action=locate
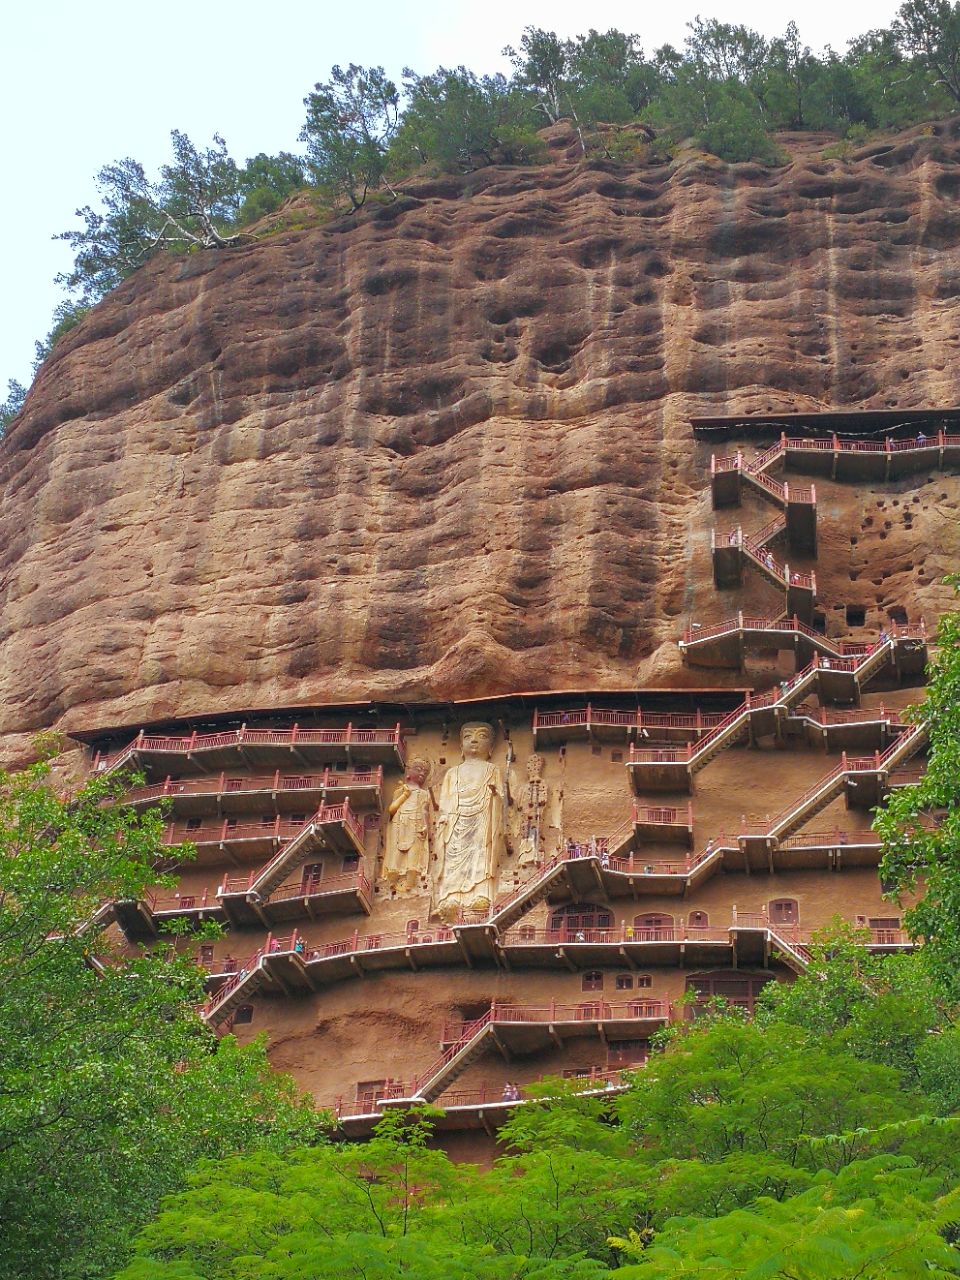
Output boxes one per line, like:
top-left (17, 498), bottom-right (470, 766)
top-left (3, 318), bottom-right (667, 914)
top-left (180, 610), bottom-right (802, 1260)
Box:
top-left (412, 999), bottom-right (672, 1094)
top-left (96, 725), bottom-right (405, 773)
top-left (682, 614), bottom-right (924, 649)
top-left (125, 767), bottom-right (384, 807)
top-left (332, 1065), bottom-right (637, 1118)
top-left (219, 866), bottom-right (371, 903)
top-left (784, 431), bottom-right (960, 455)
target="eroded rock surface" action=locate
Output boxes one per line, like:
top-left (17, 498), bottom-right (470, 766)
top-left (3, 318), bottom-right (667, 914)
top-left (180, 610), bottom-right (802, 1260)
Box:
top-left (3, 122), bottom-right (960, 760)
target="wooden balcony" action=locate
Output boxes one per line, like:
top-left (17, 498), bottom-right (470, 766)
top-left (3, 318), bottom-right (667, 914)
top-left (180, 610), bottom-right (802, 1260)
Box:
top-left (123, 767), bottom-right (383, 816)
top-left (783, 431), bottom-right (960, 481)
top-left (218, 867), bottom-right (373, 927)
top-left (95, 723), bottom-right (406, 781)
top-left (531, 705), bottom-right (640, 744)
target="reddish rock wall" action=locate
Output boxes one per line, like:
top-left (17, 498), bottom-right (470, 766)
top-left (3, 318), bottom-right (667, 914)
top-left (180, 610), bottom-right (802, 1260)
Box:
top-left (3, 122), bottom-right (960, 761)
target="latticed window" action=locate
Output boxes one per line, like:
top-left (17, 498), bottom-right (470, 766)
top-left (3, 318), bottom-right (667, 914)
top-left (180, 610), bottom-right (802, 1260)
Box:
top-left (582, 971), bottom-right (604, 992)
top-left (868, 916), bottom-right (901, 943)
top-left (768, 898), bottom-right (798, 924)
top-left (633, 913), bottom-right (674, 939)
top-left (233, 1005), bottom-right (254, 1025)
top-left (615, 974), bottom-right (633, 990)
top-left (686, 970), bottom-right (772, 1015)
top-left (301, 863), bottom-right (323, 891)
top-left (688, 910), bottom-right (709, 928)
top-left (608, 1039), bottom-right (648, 1067)
top-left (636, 974), bottom-right (652, 989)
top-left (549, 903), bottom-right (613, 933)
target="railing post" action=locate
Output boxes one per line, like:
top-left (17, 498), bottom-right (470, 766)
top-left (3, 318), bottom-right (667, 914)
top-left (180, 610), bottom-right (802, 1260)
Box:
top-left (352, 930), bottom-right (359, 952)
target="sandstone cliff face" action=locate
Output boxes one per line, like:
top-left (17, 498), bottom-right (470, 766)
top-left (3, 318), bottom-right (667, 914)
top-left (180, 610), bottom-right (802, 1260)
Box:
top-left (3, 122), bottom-right (960, 760)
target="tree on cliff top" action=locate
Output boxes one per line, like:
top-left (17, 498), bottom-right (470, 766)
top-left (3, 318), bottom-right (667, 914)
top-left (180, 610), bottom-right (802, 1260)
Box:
top-left (56, 134), bottom-right (305, 307)
top-left (58, 131), bottom-right (248, 303)
top-left (0, 751), bottom-right (316, 1280)
top-left (390, 67), bottom-right (544, 173)
top-left (894, 0), bottom-right (960, 102)
top-left (300, 64), bottom-right (400, 210)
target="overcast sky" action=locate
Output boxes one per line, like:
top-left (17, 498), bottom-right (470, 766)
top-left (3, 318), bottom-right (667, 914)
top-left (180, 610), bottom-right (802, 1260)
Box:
top-left (3, 0), bottom-right (901, 392)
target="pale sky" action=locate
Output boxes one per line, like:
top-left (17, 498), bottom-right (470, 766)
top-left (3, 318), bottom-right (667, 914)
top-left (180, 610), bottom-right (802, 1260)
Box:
top-left (3, 0), bottom-right (901, 392)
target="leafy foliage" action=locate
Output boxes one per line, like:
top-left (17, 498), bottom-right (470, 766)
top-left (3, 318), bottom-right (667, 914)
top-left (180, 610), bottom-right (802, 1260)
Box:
top-left (392, 67), bottom-right (543, 173)
top-left (300, 64), bottom-right (400, 209)
top-left (0, 756), bottom-right (317, 1280)
top-left (56, 131), bottom-right (249, 304)
top-left (877, 575), bottom-right (960, 998)
top-left (115, 992), bottom-right (960, 1280)
top-left (0, 378), bottom-right (26, 436)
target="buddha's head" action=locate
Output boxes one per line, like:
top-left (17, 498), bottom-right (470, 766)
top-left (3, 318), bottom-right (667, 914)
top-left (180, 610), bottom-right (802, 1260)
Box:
top-left (460, 721), bottom-right (495, 761)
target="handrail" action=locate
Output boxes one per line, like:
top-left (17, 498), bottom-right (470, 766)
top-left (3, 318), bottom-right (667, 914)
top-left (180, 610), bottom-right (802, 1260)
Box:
top-left (125, 767), bottom-right (384, 806)
top-left (413, 999), bottom-right (673, 1093)
top-left (96, 724), bottom-right (406, 773)
top-left (244, 801), bottom-right (364, 889)
top-left (681, 616), bottom-right (924, 651)
top-left (746, 441), bottom-right (785, 473)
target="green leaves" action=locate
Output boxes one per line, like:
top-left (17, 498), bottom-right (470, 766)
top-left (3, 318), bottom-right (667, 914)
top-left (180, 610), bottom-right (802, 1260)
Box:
top-left (299, 64), bottom-right (400, 209)
top-left (114, 1009), bottom-right (960, 1280)
top-left (0, 761), bottom-right (316, 1280)
top-left (877, 577), bottom-right (960, 999)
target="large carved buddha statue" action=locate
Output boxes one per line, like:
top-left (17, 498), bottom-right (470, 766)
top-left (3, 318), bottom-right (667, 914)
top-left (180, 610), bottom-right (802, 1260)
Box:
top-left (432, 722), bottom-right (505, 920)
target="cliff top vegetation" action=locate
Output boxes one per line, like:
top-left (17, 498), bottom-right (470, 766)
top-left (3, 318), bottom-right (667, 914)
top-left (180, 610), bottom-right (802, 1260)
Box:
top-left (4, 0), bottom-right (960, 434)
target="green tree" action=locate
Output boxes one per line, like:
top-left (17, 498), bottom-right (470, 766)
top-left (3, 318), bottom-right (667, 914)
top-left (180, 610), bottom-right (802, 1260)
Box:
top-left (0, 378), bottom-right (26, 436)
top-left (32, 299), bottom-right (91, 371)
top-left (236, 151), bottom-right (306, 224)
top-left (58, 131), bottom-right (247, 305)
top-left (610, 1157), bottom-right (960, 1279)
top-left (505, 26), bottom-right (658, 153)
top-left (766, 21), bottom-right (821, 127)
top-left (0, 754), bottom-right (316, 1280)
top-left (893, 0), bottom-right (960, 103)
top-left (876, 577), bottom-right (960, 998)
top-left (504, 27), bottom-right (569, 123)
top-left (391, 67), bottom-right (542, 173)
top-left (844, 27), bottom-right (948, 128)
top-left (300, 64), bottom-right (400, 210)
